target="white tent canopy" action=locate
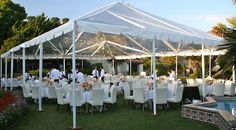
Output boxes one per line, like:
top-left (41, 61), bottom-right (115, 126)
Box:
top-left (1, 2), bottom-right (223, 59)
top-left (0, 2), bottom-right (225, 128)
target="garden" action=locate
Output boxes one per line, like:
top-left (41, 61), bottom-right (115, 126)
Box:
top-left (0, 90), bottom-right (27, 130)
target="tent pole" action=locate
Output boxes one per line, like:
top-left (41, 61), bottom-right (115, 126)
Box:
top-left (113, 58), bottom-right (115, 75)
top-left (22, 47), bottom-right (26, 85)
top-left (5, 57), bottom-right (7, 91)
top-left (63, 58), bottom-right (66, 75)
top-left (201, 43), bottom-right (205, 101)
top-left (209, 49), bottom-right (212, 77)
top-left (175, 54), bottom-right (178, 80)
top-left (175, 42), bottom-right (181, 80)
top-left (38, 43), bottom-right (43, 111)
top-left (81, 59), bottom-right (83, 70)
top-left (233, 65), bottom-right (235, 83)
top-left (10, 52), bottom-right (14, 91)
top-left (72, 21), bottom-right (77, 129)
top-left (150, 56), bottom-right (152, 76)
top-left (152, 35), bottom-right (157, 115)
top-left (130, 57), bottom-right (132, 76)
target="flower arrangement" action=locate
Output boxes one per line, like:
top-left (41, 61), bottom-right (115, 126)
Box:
top-left (205, 76), bottom-right (214, 85)
top-left (120, 76), bottom-right (127, 82)
top-left (157, 76), bottom-right (168, 83)
top-left (80, 82), bottom-right (92, 91)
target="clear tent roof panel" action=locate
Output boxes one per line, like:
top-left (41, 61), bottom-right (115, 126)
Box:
top-left (1, 2), bottom-right (224, 59)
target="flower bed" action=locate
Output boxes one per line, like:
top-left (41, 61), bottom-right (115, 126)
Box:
top-left (0, 91), bottom-right (27, 130)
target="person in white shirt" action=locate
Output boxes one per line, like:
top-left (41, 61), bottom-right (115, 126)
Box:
top-left (100, 66), bottom-right (105, 82)
top-left (168, 70), bottom-right (176, 81)
top-left (50, 67), bottom-right (61, 82)
top-left (76, 70), bottom-right (85, 83)
top-left (92, 66), bottom-right (99, 78)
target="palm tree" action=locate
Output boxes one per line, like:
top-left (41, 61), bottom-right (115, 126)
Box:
top-left (210, 23), bottom-right (228, 37)
top-left (233, 0), bottom-right (236, 4)
top-left (216, 16), bottom-right (236, 77)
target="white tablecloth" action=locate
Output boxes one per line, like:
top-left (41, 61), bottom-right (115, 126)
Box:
top-left (82, 91), bottom-right (91, 102)
top-left (144, 89), bottom-right (153, 100)
top-left (206, 85), bottom-right (213, 95)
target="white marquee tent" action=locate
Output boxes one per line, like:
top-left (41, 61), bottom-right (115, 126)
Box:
top-left (0, 2), bottom-right (224, 129)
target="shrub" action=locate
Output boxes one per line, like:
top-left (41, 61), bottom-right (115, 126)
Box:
top-left (0, 91), bottom-right (27, 130)
top-left (28, 68), bottom-right (50, 77)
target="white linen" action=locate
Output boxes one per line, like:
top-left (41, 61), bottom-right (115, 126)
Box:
top-left (144, 89), bottom-right (153, 100)
top-left (82, 91), bottom-right (92, 102)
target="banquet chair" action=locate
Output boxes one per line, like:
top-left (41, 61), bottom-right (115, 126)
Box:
top-left (93, 82), bottom-right (102, 88)
top-left (167, 85), bottom-right (184, 109)
top-left (128, 80), bottom-right (134, 91)
top-left (133, 87), bottom-right (149, 111)
top-left (32, 86), bottom-right (40, 100)
top-left (157, 82), bottom-right (168, 88)
top-left (167, 84), bottom-right (176, 99)
top-left (155, 87), bottom-right (168, 109)
top-left (12, 79), bottom-right (21, 88)
top-left (48, 85), bottom-right (57, 99)
top-left (198, 84), bottom-right (207, 97)
top-left (69, 89), bottom-right (85, 112)
top-left (104, 85), bottom-right (118, 109)
top-left (101, 83), bottom-right (110, 99)
top-left (1, 78), bottom-right (10, 90)
top-left (224, 82), bottom-right (236, 96)
top-left (123, 82), bottom-right (134, 105)
top-left (87, 88), bottom-right (104, 114)
top-left (22, 83), bottom-right (32, 99)
top-left (212, 83), bottom-right (225, 96)
top-left (104, 76), bottom-right (111, 83)
top-left (55, 87), bottom-right (69, 111)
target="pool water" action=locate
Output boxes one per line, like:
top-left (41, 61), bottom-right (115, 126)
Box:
top-left (206, 101), bottom-right (236, 116)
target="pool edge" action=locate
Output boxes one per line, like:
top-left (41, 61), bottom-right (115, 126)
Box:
top-left (182, 97), bottom-right (236, 130)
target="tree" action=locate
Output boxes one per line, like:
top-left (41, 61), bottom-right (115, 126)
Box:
top-left (210, 23), bottom-right (228, 37)
top-left (233, 0), bottom-right (236, 4)
top-left (0, 13), bottom-right (61, 53)
top-left (50, 17), bottom-right (61, 27)
top-left (0, 0), bottom-right (27, 48)
top-left (215, 16), bottom-right (236, 78)
top-left (62, 18), bottom-right (69, 24)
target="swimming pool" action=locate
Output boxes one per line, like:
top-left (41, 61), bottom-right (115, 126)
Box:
top-left (182, 97), bottom-right (236, 130)
top-left (205, 101), bottom-right (236, 116)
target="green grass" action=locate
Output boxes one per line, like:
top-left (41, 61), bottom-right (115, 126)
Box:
top-left (12, 98), bottom-right (217, 130)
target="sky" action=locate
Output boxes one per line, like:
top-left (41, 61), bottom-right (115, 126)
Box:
top-left (12, 0), bottom-right (236, 32)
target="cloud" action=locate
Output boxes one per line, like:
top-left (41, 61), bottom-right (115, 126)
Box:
top-left (191, 15), bottom-right (229, 24)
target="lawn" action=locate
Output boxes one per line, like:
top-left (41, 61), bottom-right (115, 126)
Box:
top-left (12, 98), bottom-right (217, 130)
